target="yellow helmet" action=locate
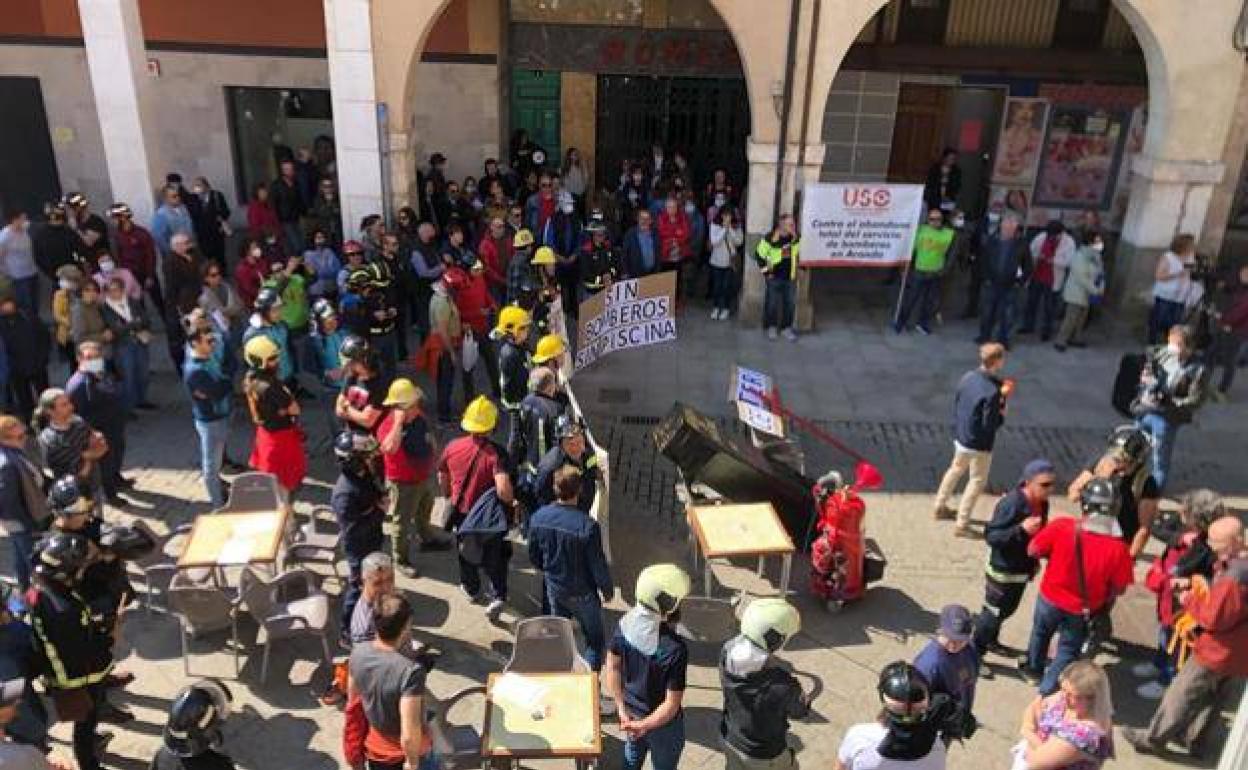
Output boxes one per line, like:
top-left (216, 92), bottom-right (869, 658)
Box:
top-left (531, 334), bottom-right (566, 364)
top-left (513, 228), bottom-right (535, 248)
top-left (383, 377), bottom-right (423, 407)
top-left (532, 246), bottom-right (557, 266)
top-left (243, 335), bottom-right (280, 369)
top-left (635, 564), bottom-right (691, 617)
top-left (460, 395), bottom-right (498, 434)
top-left (740, 598), bottom-right (801, 652)
top-left (494, 305), bottom-right (533, 336)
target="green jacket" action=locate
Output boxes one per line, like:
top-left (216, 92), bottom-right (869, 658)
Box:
top-left (755, 235), bottom-right (800, 280)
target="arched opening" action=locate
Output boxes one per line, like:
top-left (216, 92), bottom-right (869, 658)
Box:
top-left (391, 0), bottom-right (752, 218)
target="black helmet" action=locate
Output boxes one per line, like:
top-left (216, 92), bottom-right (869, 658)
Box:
top-left (254, 286), bottom-right (282, 314)
top-left (107, 202), bottom-right (132, 219)
top-left (339, 335), bottom-right (371, 363)
top-left (63, 191), bottom-right (88, 209)
top-left (33, 533), bottom-right (90, 584)
top-left (312, 298), bottom-right (337, 323)
top-left (877, 661), bottom-right (930, 720)
top-left (1080, 476), bottom-right (1120, 518)
top-left (99, 523), bottom-right (157, 560)
top-left (555, 413), bottom-right (585, 440)
top-left (1108, 425), bottom-right (1150, 467)
top-left (43, 201), bottom-right (67, 219)
top-left (164, 679), bottom-right (233, 758)
top-left (345, 266), bottom-right (371, 293)
top-left (333, 430), bottom-right (379, 466)
top-left (47, 475), bottom-right (92, 517)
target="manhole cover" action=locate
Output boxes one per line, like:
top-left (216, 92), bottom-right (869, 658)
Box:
top-left (598, 387), bottom-right (632, 404)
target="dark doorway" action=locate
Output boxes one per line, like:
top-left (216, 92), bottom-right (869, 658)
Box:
top-left (0, 77), bottom-right (60, 218)
top-left (943, 86), bottom-right (1006, 218)
top-left (888, 83), bottom-right (951, 184)
top-left (595, 75), bottom-right (749, 196)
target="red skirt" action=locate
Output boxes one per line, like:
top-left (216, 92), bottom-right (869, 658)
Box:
top-left (249, 426), bottom-right (306, 492)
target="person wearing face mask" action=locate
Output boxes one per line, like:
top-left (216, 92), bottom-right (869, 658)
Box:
top-left (66, 341), bottom-right (131, 506)
top-left (1053, 230), bottom-right (1105, 351)
top-left (755, 214), bottom-right (801, 341)
top-left (186, 177), bottom-right (230, 264)
top-left (1132, 325), bottom-right (1207, 493)
top-left (91, 247), bottom-right (140, 300)
top-left (718, 599), bottom-right (810, 770)
top-left (33, 202), bottom-right (85, 281)
top-left (543, 193), bottom-right (582, 306)
top-left (704, 168), bottom-right (737, 211)
top-left (99, 277), bottom-right (153, 413)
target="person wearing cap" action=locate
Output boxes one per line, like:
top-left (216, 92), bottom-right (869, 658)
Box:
top-left (109, 202), bottom-right (164, 318)
top-left (533, 414), bottom-right (598, 513)
top-left (184, 327), bottom-right (234, 509)
top-left (336, 336), bottom-right (388, 435)
top-left (437, 396), bottom-right (516, 619)
top-left (450, 260), bottom-right (500, 400)
top-left (606, 564), bottom-right (692, 770)
top-left (579, 212), bottom-right (620, 299)
top-left (0, 678), bottom-right (66, 770)
top-left (243, 286), bottom-right (295, 388)
top-left (1022, 478), bottom-right (1133, 694)
top-left (914, 604), bottom-right (980, 718)
top-left (527, 465), bottom-right (614, 669)
top-left (972, 459), bottom-right (1055, 667)
top-left (378, 378), bottom-right (450, 575)
top-left (64, 193), bottom-right (109, 253)
top-left (719, 598), bottom-right (809, 770)
top-left (33, 202), bottom-right (84, 281)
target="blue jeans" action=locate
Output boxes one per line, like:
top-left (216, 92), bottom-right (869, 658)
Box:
top-left (113, 338), bottom-right (150, 410)
top-left (897, 272), bottom-right (941, 330)
top-left (623, 711), bottom-right (685, 770)
top-left (979, 282), bottom-right (1017, 344)
top-left (763, 277), bottom-right (795, 331)
top-left (1149, 297), bottom-right (1185, 344)
top-left (1136, 412), bottom-right (1178, 492)
top-left (9, 530), bottom-right (35, 590)
top-left (1025, 595), bottom-right (1089, 696)
top-left (709, 266), bottom-right (734, 311)
top-left (194, 418), bottom-right (229, 508)
top-left (11, 276), bottom-right (38, 318)
top-left (1020, 282), bottom-right (1057, 338)
top-left (547, 586), bottom-right (605, 671)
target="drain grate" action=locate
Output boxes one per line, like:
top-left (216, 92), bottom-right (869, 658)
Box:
top-left (619, 414), bottom-right (661, 426)
top-left (598, 387), bottom-right (633, 404)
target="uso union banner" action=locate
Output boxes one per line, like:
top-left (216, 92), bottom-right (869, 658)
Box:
top-left (575, 271), bottom-right (677, 371)
top-left (799, 183), bottom-right (925, 267)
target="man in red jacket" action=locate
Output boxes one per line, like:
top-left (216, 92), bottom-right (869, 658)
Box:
top-left (1020, 477), bottom-right (1133, 695)
top-left (1125, 516), bottom-right (1246, 758)
top-left (656, 196), bottom-right (691, 297)
top-left (109, 203), bottom-right (164, 320)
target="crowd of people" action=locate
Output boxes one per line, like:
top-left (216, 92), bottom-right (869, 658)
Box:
top-left (0, 135), bottom-right (1242, 770)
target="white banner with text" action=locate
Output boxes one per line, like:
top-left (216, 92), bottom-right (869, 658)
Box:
top-left (800, 183), bottom-right (925, 267)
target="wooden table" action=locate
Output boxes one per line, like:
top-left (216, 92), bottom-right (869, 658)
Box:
top-left (687, 502), bottom-right (796, 598)
top-left (177, 510), bottom-right (288, 569)
top-left (482, 672), bottom-right (601, 769)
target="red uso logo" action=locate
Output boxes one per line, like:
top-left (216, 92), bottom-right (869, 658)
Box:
top-left (841, 187), bottom-right (892, 208)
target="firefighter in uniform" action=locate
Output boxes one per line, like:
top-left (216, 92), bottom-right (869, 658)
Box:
top-left (242, 335), bottom-right (306, 506)
top-left (151, 679), bottom-right (237, 770)
top-left (528, 246), bottom-right (561, 334)
top-left (531, 333), bottom-right (568, 385)
top-left (28, 533), bottom-right (114, 770)
top-left (719, 598), bottom-right (810, 770)
top-left (507, 229), bottom-right (536, 304)
top-left (511, 365), bottom-right (567, 519)
top-left (533, 414), bottom-right (599, 513)
top-left (494, 305), bottom-right (533, 453)
top-left (363, 261), bottom-right (399, 380)
top-left (580, 211), bottom-right (619, 298)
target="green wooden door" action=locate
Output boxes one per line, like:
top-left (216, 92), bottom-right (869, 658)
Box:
top-left (510, 69), bottom-right (561, 164)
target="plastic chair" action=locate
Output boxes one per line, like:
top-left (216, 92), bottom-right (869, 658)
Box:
top-left (167, 572), bottom-right (240, 677)
top-left (505, 616), bottom-right (590, 674)
top-left (237, 567), bottom-right (332, 681)
top-left (285, 505), bottom-right (343, 585)
top-left (129, 520), bottom-right (194, 615)
top-left (425, 686), bottom-right (488, 770)
top-left (218, 472), bottom-right (283, 513)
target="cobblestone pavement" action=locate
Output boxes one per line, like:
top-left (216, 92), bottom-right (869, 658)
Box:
top-left (26, 286), bottom-right (1246, 769)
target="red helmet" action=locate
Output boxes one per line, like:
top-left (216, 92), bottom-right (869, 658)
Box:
top-left (342, 240), bottom-right (365, 256)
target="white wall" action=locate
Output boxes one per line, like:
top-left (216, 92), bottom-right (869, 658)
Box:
top-left (0, 43), bottom-right (328, 222)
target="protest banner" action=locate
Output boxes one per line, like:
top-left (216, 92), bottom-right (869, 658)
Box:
top-left (799, 183), bottom-right (924, 267)
top-left (574, 271), bottom-right (678, 371)
top-left (728, 365), bottom-right (784, 437)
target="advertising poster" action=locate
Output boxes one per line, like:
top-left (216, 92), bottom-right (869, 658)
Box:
top-left (575, 271), bottom-right (677, 370)
top-left (799, 184), bottom-right (925, 267)
top-left (991, 98), bottom-right (1050, 185)
top-left (1033, 106), bottom-right (1129, 210)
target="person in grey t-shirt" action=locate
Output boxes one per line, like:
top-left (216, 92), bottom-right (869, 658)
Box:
top-left (348, 594), bottom-right (438, 770)
top-left (348, 552), bottom-right (395, 646)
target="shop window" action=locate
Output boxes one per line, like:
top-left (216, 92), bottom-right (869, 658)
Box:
top-left (896, 0), bottom-right (949, 46)
top-left (225, 87), bottom-right (334, 205)
top-left (511, 0), bottom-right (643, 26)
top-left (1052, 0), bottom-right (1110, 50)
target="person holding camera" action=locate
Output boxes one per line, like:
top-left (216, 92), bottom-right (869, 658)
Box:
top-left (836, 661), bottom-right (972, 770)
top-left (1011, 660), bottom-right (1113, 770)
top-left (1132, 324), bottom-right (1207, 493)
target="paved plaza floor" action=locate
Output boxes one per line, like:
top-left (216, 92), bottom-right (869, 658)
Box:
top-left (33, 278), bottom-right (1247, 769)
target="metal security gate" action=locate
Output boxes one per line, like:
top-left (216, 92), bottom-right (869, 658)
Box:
top-left (596, 75), bottom-right (748, 194)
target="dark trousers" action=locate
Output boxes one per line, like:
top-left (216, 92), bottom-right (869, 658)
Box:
top-left (1210, 330), bottom-right (1245, 393)
top-left (372, 330), bottom-right (397, 382)
top-left (548, 586), bottom-right (606, 670)
top-left (457, 534), bottom-right (510, 601)
top-left (709, 266), bottom-right (734, 311)
top-left (961, 258), bottom-right (983, 318)
top-left (1145, 657), bottom-right (1230, 749)
top-left (100, 430), bottom-right (126, 497)
top-left (978, 283), bottom-right (1017, 344)
top-left (72, 684), bottom-right (103, 770)
top-left (764, 277), bottom-right (796, 331)
top-left (1020, 282), bottom-right (1057, 338)
top-left (9, 530), bottom-right (34, 590)
top-left (435, 351), bottom-right (456, 420)
top-left (896, 272), bottom-right (941, 330)
top-left (972, 576), bottom-right (1028, 655)
top-left (165, 308), bottom-right (187, 371)
top-left (1150, 298), bottom-right (1186, 344)
top-left (660, 261), bottom-right (684, 301)
top-left (393, 304), bottom-right (409, 361)
top-left (1025, 595), bottom-right (1089, 695)
top-left (557, 268), bottom-right (580, 319)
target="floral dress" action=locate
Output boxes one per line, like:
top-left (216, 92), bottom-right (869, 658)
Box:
top-left (1011, 693), bottom-right (1112, 770)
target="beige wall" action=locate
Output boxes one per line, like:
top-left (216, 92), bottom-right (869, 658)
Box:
top-left (410, 61), bottom-right (501, 184)
top-left (560, 72), bottom-right (597, 194)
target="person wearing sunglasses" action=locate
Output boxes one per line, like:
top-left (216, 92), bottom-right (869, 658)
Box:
top-left (971, 459), bottom-right (1056, 671)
